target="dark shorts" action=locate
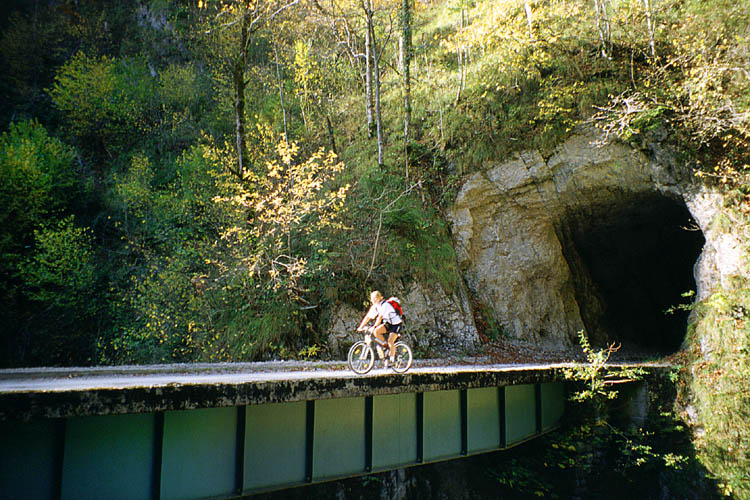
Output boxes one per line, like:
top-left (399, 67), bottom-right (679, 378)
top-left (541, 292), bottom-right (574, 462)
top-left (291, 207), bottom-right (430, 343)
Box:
top-left (384, 322), bottom-right (402, 336)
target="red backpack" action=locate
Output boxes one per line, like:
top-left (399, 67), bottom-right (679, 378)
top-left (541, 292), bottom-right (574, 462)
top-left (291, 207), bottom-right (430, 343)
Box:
top-left (386, 297), bottom-right (403, 317)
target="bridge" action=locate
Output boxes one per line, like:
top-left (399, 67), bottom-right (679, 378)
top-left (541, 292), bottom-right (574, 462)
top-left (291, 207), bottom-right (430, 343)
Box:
top-left (0, 361), bottom-right (576, 500)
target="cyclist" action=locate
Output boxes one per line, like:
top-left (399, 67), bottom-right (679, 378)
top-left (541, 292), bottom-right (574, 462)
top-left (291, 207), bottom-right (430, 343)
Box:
top-left (356, 290), bottom-right (402, 368)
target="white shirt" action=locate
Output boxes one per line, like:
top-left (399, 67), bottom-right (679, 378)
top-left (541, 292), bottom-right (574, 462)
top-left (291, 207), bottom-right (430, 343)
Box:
top-left (375, 300), bottom-right (402, 325)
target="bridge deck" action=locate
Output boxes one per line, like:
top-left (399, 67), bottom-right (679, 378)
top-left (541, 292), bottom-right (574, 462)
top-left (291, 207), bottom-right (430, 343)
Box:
top-left (0, 360), bottom-right (575, 421)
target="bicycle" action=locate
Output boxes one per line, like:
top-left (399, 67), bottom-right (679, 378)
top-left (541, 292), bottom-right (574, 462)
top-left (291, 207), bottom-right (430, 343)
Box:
top-left (347, 327), bottom-right (413, 374)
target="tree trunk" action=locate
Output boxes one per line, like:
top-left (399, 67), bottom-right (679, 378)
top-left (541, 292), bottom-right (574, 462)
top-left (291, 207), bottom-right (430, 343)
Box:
top-left (364, 0), bottom-right (375, 139)
top-left (326, 115), bottom-right (337, 156)
top-left (524, 1), bottom-right (534, 41)
top-left (643, 0), bottom-right (656, 59)
top-left (455, 5), bottom-right (466, 105)
top-left (372, 17), bottom-right (384, 167)
top-left (233, 17), bottom-right (250, 178)
top-left (594, 0), bottom-right (611, 59)
top-left (401, 0), bottom-right (412, 178)
top-left (273, 35), bottom-right (289, 141)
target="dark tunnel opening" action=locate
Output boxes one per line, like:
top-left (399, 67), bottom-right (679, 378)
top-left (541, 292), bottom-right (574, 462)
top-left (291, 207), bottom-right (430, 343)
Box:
top-left (558, 193), bottom-right (705, 355)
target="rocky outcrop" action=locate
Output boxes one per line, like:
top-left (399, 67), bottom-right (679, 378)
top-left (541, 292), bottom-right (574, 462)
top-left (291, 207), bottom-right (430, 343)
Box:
top-left (684, 190), bottom-right (747, 300)
top-left (326, 281), bottom-right (480, 358)
top-left (447, 128), bottom-right (715, 351)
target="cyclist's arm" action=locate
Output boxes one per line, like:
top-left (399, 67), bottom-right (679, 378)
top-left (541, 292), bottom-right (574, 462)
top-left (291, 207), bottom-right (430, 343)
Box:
top-left (357, 305), bottom-right (379, 331)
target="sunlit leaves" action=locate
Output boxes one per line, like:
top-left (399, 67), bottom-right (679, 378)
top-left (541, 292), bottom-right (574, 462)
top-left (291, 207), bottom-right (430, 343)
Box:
top-left (563, 331), bottom-right (646, 408)
top-left (213, 138), bottom-right (349, 294)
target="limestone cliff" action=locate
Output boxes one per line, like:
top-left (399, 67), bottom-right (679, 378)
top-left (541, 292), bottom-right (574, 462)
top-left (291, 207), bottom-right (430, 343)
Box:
top-left (447, 129), bottom-right (722, 352)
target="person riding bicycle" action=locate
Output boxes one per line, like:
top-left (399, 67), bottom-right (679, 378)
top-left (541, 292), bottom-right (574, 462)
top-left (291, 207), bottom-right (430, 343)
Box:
top-left (357, 290), bottom-right (402, 368)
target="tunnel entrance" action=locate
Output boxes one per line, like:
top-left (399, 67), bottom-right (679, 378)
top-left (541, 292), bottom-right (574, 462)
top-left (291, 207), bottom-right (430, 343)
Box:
top-left (558, 193), bottom-right (705, 355)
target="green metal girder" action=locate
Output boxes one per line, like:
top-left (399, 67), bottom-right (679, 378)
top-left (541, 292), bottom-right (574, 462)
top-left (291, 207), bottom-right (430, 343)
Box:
top-left (0, 419), bottom-right (61, 500)
top-left (161, 407), bottom-right (237, 500)
top-left (0, 381), bottom-right (568, 498)
top-left (422, 390), bottom-right (462, 461)
top-left (61, 413), bottom-right (155, 500)
top-left (244, 401), bottom-right (307, 490)
top-left (467, 387), bottom-right (501, 453)
top-left (312, 397), bottom-right (366, 480)
top-left (505, 384), bottom-right (537, 445)
top-left (541, 382), bottom-right (565, 431)
top-left (372, 393), bottom-right (418, 469)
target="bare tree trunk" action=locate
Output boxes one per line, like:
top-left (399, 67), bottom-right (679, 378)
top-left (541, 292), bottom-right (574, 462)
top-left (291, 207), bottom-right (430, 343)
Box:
top-left (234, 17), bottom-right (250, 178)
top-left (524, 1), bottom-right (534, 41)
top-left (594, 0), bottom-right (611, 59)
top-left (364, 0), bottom-right (375, 139)
top-left (643, 0), bottom-right (656, 59)
top-left (273, 35), bottom-right (289, 140)
top-left (326, 115), bottom-right (337, 156)
top-left (372, 18), bottom-right (384, 167)
top-left (401, 0), bottom-right (412, 178)
top-left (454, 6), bottom-right (466, 105)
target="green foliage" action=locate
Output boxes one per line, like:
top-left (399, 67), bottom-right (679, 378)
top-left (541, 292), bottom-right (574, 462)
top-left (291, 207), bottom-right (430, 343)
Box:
top-left (684, 283), bottom-right (750, 498)
top-left (0, 120), bottom-right (79, 259)
top-left (19, 216), bottom-right (96, 310)
top-left (563, 331), bottom-right (646, 411)
top-left (49, 52), bottom-right (156, 156)
top-left (491, 411), bottom-right (719, 499)
top-left (6, 217), bottom-right (100, 366)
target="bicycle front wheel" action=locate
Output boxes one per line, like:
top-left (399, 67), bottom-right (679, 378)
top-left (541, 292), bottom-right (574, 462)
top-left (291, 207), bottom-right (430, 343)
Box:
top-left (391, 342), bottom-right (413, 373)
top-left (348, 341), bottom-right (375, 374)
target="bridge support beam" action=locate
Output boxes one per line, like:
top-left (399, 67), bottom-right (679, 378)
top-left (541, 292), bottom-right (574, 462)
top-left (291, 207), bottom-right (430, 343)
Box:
top-left (1, 376), bottom-right (571, 499)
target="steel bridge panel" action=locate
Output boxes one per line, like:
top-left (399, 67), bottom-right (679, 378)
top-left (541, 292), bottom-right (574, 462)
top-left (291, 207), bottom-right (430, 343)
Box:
top-left (244, 401), bottom-right (307, 490)
top-left (0, 419), bottom-right (60, 500)
top-left (61, 413), bottom-right (154, 500)
top-left (423, 390), bottom-right (461, 461)
top-left (161, 407), bottom-right (237, 500)
top-left (467, 387), bottom-right (501, 453)
top-left (372, 393), bottom-right (417, 469)
top-left (541, 383), bottom-right (565, 430)
top-left (505, 384), bottom-right (536, 445)
top-left (313, 397), bottom-right (366, 479)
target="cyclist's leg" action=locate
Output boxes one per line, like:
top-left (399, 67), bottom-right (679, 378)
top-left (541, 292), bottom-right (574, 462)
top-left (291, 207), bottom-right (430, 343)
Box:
top-left (373, 324), bottom-right (387, 344)
top-left (386, 323), bottom-right (401, 358)
top-left (387, 332), bottom-right (398, 358)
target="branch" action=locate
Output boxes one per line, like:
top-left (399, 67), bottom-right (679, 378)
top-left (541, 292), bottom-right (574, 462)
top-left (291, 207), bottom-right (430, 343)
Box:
top-left (366, 181), bottom-right (422, 280)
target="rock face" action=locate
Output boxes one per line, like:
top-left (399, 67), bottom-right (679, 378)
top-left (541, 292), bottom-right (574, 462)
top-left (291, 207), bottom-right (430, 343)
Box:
top-left (327, 129), bottom-right (740, 357)
top-left (447, 129), bottom-right (714, 352)
top-left (326, 281), bottom-right (480, 358)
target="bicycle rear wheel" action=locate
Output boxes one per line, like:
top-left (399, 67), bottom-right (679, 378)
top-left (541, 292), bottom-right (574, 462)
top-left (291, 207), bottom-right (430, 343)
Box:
top-left (391, 342), bottom-right (413, 373)
top-left (348, 341), bottom-right (375, 374)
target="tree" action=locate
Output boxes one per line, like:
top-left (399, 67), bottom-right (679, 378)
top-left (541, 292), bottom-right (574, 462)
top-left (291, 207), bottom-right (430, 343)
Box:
top-left (642, 0), bottom-right (656, 59)
top-left (49, 52), bottom-right (155, 157)
top-left (593, 0), bottom-right (612, 59)
top-left (198, 0), bottom-right (301, 178)
top-left (0, 121), bottom-right (91, 366)
top-left (210, 138), bottom-right (349, 354)
top-left (401, 0), bottom-right (413, 177)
